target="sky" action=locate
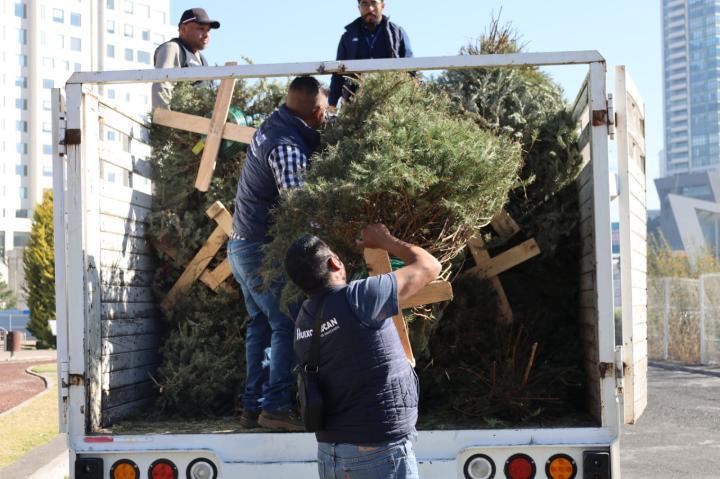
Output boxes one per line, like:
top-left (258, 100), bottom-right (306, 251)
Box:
top-left (171, 0), bottom-right (663, 209)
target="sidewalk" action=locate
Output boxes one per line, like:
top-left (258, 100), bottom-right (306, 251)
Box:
top-left (0, 435), bottom-right (68, 479)
top-left (0, 349), bottom-right (56, 362)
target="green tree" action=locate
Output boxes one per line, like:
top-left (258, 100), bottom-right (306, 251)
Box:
top-left (0, 275), bottom-right (17, 310)
top-left (24, 190), bottom-right (55, 348)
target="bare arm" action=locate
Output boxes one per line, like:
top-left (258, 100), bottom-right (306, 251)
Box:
top-left (357, 224), bottom-right (441, 304)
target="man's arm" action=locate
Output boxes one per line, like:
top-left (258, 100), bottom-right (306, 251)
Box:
top-left (399, 27), bottom-right (413, 58)
top-left (328, 37), bottom-right (348, 107)
top-left (267, 144), bottom-right (309, 190)
top-left (152, 42), bottom-right (181, 110)
top-left (357, 224), bottom-right (440, 303)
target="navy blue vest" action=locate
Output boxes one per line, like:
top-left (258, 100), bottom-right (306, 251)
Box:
top-left (232, 105), bottom-right (320, 241)
top-left (329, 16), bottom-right (410, 106)
top-left (341, 16), bottom-right (404, 61)
top-left (294, 284), bottom-right (419, 444)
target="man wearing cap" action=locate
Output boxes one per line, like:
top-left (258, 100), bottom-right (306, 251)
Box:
top-left (328, 0), bottom-right (413, 110)
top-left (152, 8), bottom-right (220, 110)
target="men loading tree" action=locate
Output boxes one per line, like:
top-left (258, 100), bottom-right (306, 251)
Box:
top-left (152, 8), bottom-right (219, 110)
top-left (285, 224), bottom-right (441, 479)
top-left (230, 76), bottom-right (329, 432)
top-left (328, 0), bottom-right (413, 111)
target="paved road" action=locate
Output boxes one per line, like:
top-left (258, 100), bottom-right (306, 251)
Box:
top-left (0, 360), bottom-right (51, 413)
top-left (621, 364), bottom-right (720, 479)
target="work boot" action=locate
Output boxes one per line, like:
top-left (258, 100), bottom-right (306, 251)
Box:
top-left (239, 409), bottom-right (260, 429)
top-left (258, 409), bottom-right (305, 432)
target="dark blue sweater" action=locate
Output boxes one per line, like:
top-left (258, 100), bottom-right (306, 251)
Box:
top-left (329, 16), bottom-right (413, 106)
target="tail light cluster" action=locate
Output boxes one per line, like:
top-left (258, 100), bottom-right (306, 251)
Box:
top-left (76, 457), bottom-right (217, 479)
top-left (463, 451), bottom-right (610, 479)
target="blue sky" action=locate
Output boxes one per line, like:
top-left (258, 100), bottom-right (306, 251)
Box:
top-left (171, 1), bottom-right (663, 209)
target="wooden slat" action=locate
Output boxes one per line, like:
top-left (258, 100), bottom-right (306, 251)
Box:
top-left (197, 62), bottom-right (238, 191)
top-left (100, 267), bottom-right (154, 287)
top-left (102, 349), bottom-right (160, 373)
top-left (206, 201), bottom-right (233, 235)
top-left (100, 182), bottom-right (153, 209)
top-left (102, 334), bottom-right (160, 355)
top-left (101, 302), bottom-right (160, 320)
top-left (99, 102), bottom-right (150, 143)
top-left (100, 215), bottom-right (146, 238)
top-left (399, 281), bottom-right (453, 309)
top-left (200, 258), bottom-right (233, 292)
top-left (101, 286), bottom-right (155, 304)
top-left (161, 225), bottom-right (228, 310)
top-left (99, 196), bottom-right (151, 223)
top-left (101, 249), bottom-right (155, 272)
top-left (101, 350), bottom-right (161, 373)
top-left (103, 366), bottom-right (157, 390)
top-left (152, 108), bottom-right (256, 144)
top-left (102, 396), bottom-right (155, 427)
top-left (466, 236), bottom-right (513, 323)
top-left (364, 248), bottom-right (416, 367)
top-left (101, 318), bottom-right (162, 338)
top-left (467, 239), bottom-right (540, 279)
top-left (100, 231), bottom-right (150, 255)
top-left (490, 209), bottom-right (520, 240)
top-left (103, 381), bottom-right (155, 410)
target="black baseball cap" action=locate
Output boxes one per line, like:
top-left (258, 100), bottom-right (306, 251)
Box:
top-left (179, 8), bottom-right (220, 29)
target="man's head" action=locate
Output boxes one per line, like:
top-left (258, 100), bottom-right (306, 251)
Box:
top-left (286, 76), bottom-right (329, 130)
top-left (285, 235), bottom-right (346, 295)
top-left (358, 0), bottom-right (385, 27)
top-left (178, 8), bottom-right (220, 53)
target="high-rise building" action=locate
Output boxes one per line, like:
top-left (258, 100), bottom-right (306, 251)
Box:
top-left (662, 0), bottom-right (720, 176)
top-left (658, 0), bottom-right (720, 259)
top-left (0, 0), bottom-right (174, 304)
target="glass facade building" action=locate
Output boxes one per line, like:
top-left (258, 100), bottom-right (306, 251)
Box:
top-left (663, 0), bottom-right (720, 175)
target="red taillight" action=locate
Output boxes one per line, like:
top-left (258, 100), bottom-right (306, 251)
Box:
top-left (149, 459), bottom-right (178, 479)
top-left (504, 453), bottom-right (536, 479)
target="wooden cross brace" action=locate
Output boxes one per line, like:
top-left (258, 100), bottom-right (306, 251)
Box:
top-left (364, 249), bottom-right (454, 368)
top-left (151, 61), bottom-right (257, 192)
top-left (161, 201), bottom-right (236, 310)
top-left (465, 209), bottom-right (540, 324)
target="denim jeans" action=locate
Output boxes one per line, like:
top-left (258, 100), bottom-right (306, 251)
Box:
top-left (228, 238), bottom-right (295, 413)
top-left (317, 436), bottom-right (420, 479)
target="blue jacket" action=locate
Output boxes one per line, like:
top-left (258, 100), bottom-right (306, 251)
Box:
top-left (232, 105), bottom-right (320, 241)
top-left (329, 16), bottom-right (413, 106)
top-left (294, 274), bottom-right (419, 444)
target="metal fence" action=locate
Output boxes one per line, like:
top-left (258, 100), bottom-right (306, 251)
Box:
top-left (648, 274), bottom-right (720, 365)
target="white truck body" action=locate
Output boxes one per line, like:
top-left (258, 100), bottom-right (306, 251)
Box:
top-left (52, 52), bottom-right (647, 479)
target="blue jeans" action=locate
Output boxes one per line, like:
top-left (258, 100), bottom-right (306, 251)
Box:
top-left (317, 437), bottom-right (420, 479)
top-left (228, 238), bottom-right (295, 413)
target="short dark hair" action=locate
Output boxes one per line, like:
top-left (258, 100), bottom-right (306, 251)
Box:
top-left (289, 76), bottom-right (327, 99)
top-left (285, 235), bottom-right (334, 294)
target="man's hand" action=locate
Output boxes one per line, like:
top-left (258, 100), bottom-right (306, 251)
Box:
top-left (357, 224), bottom-right (441, 304)
top-left (356, 224), bottom-right (394, 250)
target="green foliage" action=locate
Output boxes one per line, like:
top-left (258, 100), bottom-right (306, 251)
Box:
top-left (0, 275), bottom-right (17, 310)
top-left (263, 72), bottom-right (523, 304)
top-left (23, 190), bottom-right (55, 348)
top-left (436, 20), bottom-right (583, 252)
top-left (153, 285), bottom-right (247, 417)
top-left (148, 81), bottom-right (286, 270)
top-left (648, 233), bottom-right (720, 278)
top-left (147, 81), bottom-right (285, 416)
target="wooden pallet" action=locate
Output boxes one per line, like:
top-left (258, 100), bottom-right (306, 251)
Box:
top-left (363, 248), bottom-right (454, 367)
top-left (160, 201), bottom-right (236, 310)
top-left (466, 209), bottom-right (540, 324)
top-left (151, 61), bottom-right (257, 192)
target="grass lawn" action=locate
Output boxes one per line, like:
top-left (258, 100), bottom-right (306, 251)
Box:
top-left (0, 363), bottom-right (59, 469)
